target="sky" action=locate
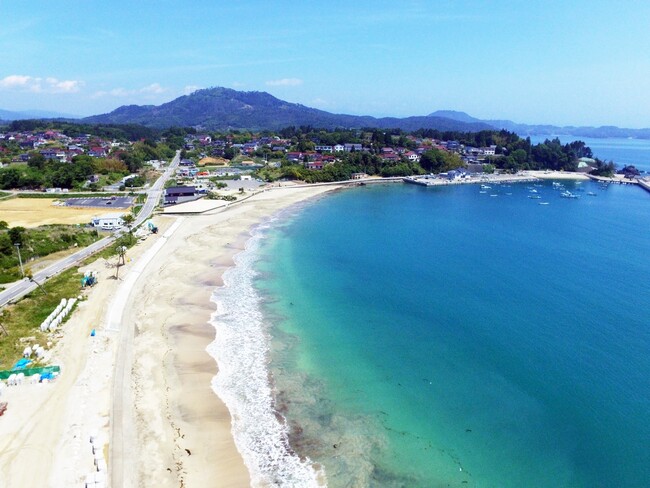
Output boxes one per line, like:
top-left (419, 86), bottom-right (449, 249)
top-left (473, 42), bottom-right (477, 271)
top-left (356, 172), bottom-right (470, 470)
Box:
top-left (1, 0), bottom-right (649, 127)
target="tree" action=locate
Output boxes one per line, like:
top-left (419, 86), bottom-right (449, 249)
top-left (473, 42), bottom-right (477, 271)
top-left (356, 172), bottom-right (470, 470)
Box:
top-left (419, 148), bottom-right (463, 173)
top-left (122, 214), bottom-right (135, 233)
top-left (223, 146), bottom-right (239, 160)
top-left (27, 152), bottom-right (46, 170)
top-left (0, 221), bottom-right (8, 230)
top-left (8, 226), bottom-right (25, 245)
top-left (124, 176), bottom-right (145, 187)
top-left (0, 167), bottom-right (21, 189)
top-left (590, 159), bottom-right (616, 177)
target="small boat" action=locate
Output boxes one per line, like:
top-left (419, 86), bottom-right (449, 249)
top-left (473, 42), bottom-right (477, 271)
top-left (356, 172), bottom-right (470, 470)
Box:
top-left (490, 194), bottom-right (498, 197)
top-left (587, 192), bottom-right (597, 196)
top-left (528, 195), bottom-right (542, 199)
top-left (561, 191), bottom-right (579, 199)
top-left (481, 184), bottom-right (492, 189)
top-left (539, 202), bottom-right (550, 205)
top-left (479, 190), bottom-right (487, 194)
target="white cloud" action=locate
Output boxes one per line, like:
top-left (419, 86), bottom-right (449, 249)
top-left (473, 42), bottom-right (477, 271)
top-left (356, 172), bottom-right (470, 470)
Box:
top-left (92, 83), bottom-right (168, 99)
top-left (0, 75), bottom-right (32, 88)
top-left (140, 83), bottom-right (166, 95)
top-left (47, 78), bottom-right (84, 93)
top-left (183, 85), bottom-right (201, 95)
top-left (0, 74), bottom-right (83, 93)
top-left (265, 78), bottom-right (303, 87)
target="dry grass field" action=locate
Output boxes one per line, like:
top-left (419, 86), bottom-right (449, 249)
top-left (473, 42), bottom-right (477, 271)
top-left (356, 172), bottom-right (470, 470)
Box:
top-left (0, 198), bottom-right (111, 228)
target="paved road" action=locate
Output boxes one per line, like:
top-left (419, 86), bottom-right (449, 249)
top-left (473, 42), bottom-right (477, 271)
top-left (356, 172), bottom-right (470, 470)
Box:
top-left (134, 150), bottom-right (180, 228)
top-left (0, 151), bottom-right (180, 307)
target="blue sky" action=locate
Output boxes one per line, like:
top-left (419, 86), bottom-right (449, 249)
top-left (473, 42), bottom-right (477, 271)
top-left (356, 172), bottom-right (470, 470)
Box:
top-left (1, 0), bottom-right (649, 127)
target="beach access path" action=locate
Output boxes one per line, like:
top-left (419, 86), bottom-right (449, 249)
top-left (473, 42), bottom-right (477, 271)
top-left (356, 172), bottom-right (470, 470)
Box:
top-left (109, 218), bottom-right (184, 487)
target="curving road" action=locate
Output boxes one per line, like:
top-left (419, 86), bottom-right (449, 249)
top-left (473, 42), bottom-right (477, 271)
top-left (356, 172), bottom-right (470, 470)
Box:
top-left (0, 151), bottom-right (180, 307)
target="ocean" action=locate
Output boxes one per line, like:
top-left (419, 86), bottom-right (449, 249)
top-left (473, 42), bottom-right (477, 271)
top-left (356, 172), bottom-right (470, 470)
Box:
top-left (210, 179), bottom-right (650, 487)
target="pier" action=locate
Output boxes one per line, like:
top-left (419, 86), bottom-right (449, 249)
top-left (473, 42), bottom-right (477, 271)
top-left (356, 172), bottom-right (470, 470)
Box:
top-left (637, 179), bottom-right (650, 193)
top-left (586, 173), bottom-right (650, 195)
top-left (403, 174), bottom-right (539, 187)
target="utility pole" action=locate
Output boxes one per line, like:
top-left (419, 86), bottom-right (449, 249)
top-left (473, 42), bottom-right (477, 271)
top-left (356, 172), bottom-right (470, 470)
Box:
top-left (14, 243), bottom-right (24, 278)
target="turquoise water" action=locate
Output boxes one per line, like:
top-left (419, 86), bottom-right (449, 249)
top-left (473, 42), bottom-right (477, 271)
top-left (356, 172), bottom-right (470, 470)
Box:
top-left (528, 135), bottom-right (650, 173)
top-left (253, 181), bottom-right (650, 487)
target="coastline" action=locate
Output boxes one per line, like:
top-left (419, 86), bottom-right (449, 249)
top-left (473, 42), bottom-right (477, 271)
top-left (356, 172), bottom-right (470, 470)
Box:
top-left (0, 184), bottom-right (341, 487)
top-left (115, 184), bottom-right (341, 486)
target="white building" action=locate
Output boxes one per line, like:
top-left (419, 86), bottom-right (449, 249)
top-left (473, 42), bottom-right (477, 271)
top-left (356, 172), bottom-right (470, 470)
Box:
top-left (92, 213), bottom-right (125, 230)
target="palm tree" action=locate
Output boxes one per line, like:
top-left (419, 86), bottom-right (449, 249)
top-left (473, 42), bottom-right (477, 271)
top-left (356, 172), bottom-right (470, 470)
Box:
top-left (25, 268), bottom-right (46, 295)
top-left (122, 213), bottom-right (135, 233)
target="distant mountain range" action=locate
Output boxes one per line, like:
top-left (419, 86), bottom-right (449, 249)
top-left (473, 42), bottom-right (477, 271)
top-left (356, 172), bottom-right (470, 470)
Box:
top-left (0, 108), bottom-right (78, 121)
top-left (2, 87), bottom-right (649, 138)
top-left (428, 110), bottom-right (650, 139)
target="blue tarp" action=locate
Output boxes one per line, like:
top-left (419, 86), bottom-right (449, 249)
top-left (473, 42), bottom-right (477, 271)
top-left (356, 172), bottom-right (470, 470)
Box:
top-left (12, 358), bottom-right (32, 370)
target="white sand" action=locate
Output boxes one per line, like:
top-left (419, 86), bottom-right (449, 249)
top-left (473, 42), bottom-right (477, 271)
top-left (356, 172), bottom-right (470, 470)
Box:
top-left (0, 184), bottom-right (341, 488)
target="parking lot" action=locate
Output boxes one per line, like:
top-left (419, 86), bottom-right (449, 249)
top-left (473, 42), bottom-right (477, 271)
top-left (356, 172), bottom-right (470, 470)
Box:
top-left (63, 196), bottom-right (134, 209)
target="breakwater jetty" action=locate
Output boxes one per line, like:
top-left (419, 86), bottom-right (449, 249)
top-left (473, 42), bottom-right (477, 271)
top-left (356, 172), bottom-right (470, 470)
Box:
top-left (403, 174), bottom-right (538, 187)
top-left (587, 173), bottom-right (650, 195)
top-left (637, 178), bottom-right (650, 193)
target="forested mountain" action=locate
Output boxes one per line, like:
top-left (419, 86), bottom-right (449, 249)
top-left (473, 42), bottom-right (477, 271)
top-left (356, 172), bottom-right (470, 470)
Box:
top-left (83, 87), bottom-right (494, 132)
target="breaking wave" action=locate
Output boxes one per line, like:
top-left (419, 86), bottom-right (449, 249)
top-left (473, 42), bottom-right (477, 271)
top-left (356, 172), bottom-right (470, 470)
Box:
top-left (208, 217), bottom-right (326, 487)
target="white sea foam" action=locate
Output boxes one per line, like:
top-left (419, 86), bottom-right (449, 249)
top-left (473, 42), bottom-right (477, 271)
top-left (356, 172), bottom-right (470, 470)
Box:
top-left (207, 220), bottom-right (325, 487)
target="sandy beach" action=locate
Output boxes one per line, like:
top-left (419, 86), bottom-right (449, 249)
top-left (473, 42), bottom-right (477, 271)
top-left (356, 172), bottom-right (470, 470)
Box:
top-left (0, 184), bottom-right (340, 487)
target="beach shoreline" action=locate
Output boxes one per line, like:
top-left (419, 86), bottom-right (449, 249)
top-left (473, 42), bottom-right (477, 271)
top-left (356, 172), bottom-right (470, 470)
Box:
top-left (0, 184), bottom-right (341, 488)
top-left (116, 184), bottom-right (343, 487)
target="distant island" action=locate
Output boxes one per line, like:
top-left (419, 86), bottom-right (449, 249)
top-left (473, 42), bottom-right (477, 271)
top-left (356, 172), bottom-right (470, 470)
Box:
top-left (2, 87), bottom-right (648, 138)
top-left (427, 110), bottom-right (650, 140)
